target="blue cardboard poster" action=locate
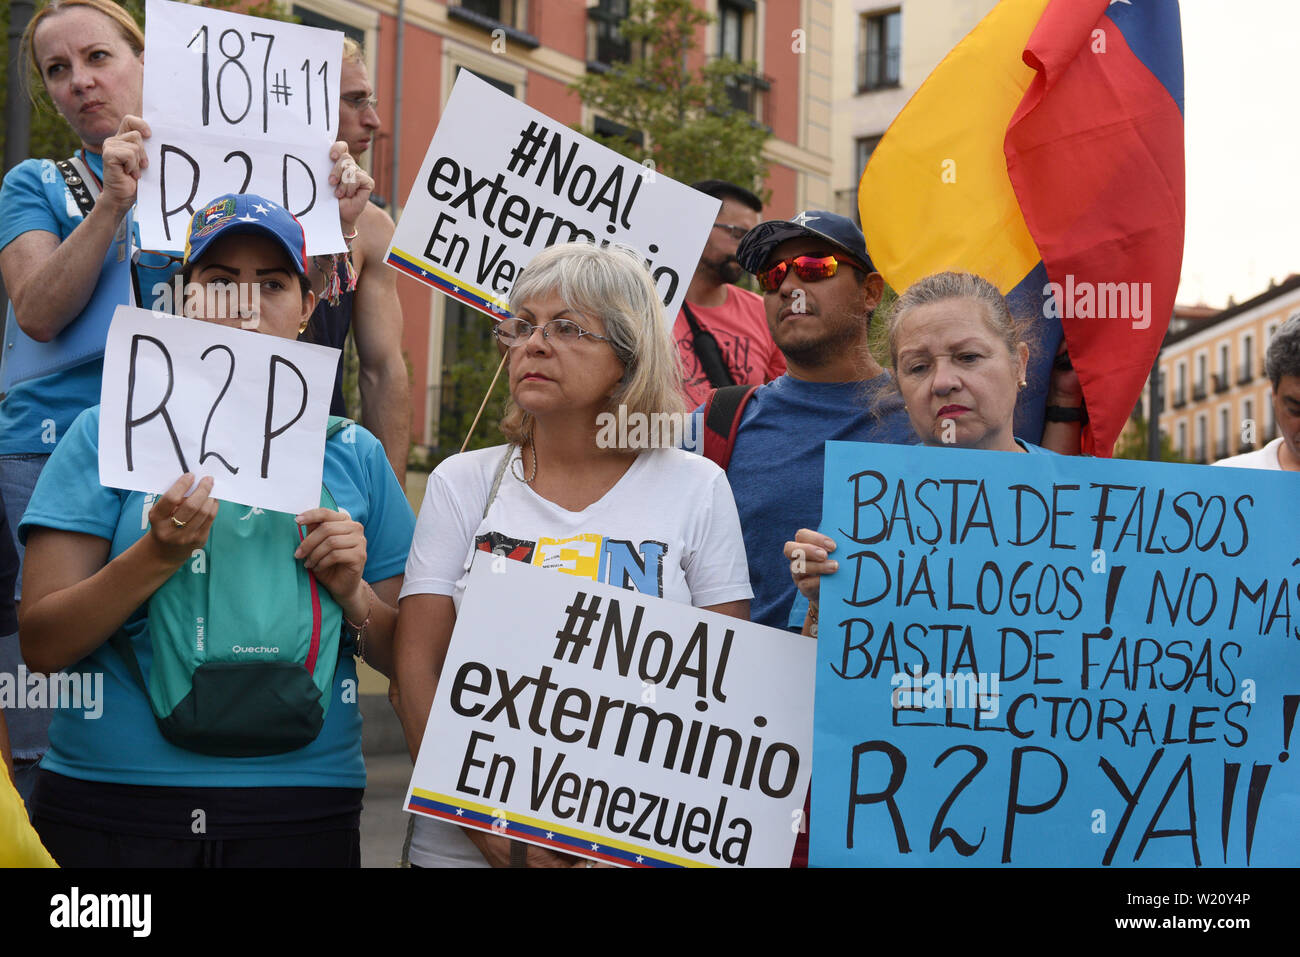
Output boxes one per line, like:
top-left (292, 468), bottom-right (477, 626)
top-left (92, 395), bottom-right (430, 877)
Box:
top-left (812, 441), bottom-right (1300, 867)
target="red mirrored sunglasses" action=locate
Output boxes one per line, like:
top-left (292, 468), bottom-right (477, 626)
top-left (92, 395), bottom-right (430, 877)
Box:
top-left (755, 254), bottom-right (841, 293)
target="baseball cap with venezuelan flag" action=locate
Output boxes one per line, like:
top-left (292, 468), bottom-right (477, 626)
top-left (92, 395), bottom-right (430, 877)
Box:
top-left (183, 194), bottom-right (308, 275)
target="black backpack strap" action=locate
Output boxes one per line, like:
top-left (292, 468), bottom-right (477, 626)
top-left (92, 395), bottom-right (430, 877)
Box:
top-left (702, 384), bottom-right (759, 470)
top-left (55, 157), bottom-right (97, 217)
top-left (681, 303), bottom-right (736, 389)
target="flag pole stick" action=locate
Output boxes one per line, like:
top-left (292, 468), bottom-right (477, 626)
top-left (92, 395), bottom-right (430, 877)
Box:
top-left (460, 352), bottom-right (508, 453)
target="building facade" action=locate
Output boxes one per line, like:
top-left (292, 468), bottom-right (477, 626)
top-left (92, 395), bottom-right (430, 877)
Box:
top-left (1151, 277), bottom-right (1300, 464)
top-left (291, 0), bottom-right (837, 452)
top-left (829, 0), bottom-right (992, 223)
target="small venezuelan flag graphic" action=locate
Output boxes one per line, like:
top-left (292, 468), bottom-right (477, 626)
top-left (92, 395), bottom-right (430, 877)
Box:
top-left (406, 789), bottom-right (712, 868)
top-left (386, 247), bottom-right (511, 319)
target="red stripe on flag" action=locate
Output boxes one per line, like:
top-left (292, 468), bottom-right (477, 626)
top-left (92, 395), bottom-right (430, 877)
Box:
top-left (1006, 3), bottom-right (1185, 456)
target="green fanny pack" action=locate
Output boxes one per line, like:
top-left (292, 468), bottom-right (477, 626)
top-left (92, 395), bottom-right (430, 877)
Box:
top-left (111, 418), bottom-right (351, 757)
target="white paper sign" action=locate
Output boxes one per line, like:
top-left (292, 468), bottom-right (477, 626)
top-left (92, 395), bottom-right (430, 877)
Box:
top-left (386, 72), bottom-right (720, 325)
top-left (137, 0), bottom-right (345, 255)
top-left (404, 555), bottom-right (816, 868)
top-left (98, 305), bottom-right (341, 515)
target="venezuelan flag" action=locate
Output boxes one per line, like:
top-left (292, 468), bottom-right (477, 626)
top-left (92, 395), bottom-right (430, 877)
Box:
top-left (860, 0), bottom-right (1184, 456)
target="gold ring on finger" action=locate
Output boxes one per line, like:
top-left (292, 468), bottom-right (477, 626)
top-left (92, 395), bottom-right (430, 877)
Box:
top-left (172, 517), bottom-right (188, 528)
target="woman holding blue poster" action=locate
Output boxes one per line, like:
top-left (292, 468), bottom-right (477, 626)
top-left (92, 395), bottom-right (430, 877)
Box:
top-left (784, 271), bottom-right (1084, 633)
top-left (394, 241), bottom-right (754, 868)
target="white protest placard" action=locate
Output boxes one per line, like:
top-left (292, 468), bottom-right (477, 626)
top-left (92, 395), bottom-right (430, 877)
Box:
top-left (386, 72), bottom-right (720, 325)
top-left (137, 0), bottom-right (345, 255)
top-left (404, 554), bottom-right (815, 868)
top-left (98, 305), bottom-right (340, 515)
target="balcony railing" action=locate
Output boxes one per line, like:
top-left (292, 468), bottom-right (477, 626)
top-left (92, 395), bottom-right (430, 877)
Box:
top-left (1238, 361), bottom-right (1254, 385)
top-left (1215, 438), bottom-right (1229, 460)
top-left (1192, 381), bottom-right (1207, 401)
top-left (1172, 388), bottom-right (1187, 409)
top-left (1193, 446), bottom-right (1207, 465)
top-left (1213, 372), bottom-right (1230, 394)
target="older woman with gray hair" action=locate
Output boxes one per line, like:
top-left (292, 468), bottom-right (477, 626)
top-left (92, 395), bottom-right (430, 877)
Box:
top-left (393, 241), bottom-right (753, 868)
top-left (1215, 313), bottom-right (1300, 470)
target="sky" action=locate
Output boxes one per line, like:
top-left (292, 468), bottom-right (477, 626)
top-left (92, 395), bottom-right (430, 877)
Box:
top-left (1179, 1), bottom-right (1300, 308)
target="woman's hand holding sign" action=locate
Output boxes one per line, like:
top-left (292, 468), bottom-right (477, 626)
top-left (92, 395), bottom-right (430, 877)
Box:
top-left (785, 529), bottom-right (837, 637)
top-left (21, 472), bottom-right (217, 675)
top-left (145, 473), bottom-right (218, 567)
top-left (294, 505), bottom-right (402, 677)
top-left (294, 506), bottom-right (368, 620)
top-left (100, 114), bottom-right (152, 217)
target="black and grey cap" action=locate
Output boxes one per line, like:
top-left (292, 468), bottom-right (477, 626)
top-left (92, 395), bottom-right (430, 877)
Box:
top-left (735, 209), bottom-right (875, 276)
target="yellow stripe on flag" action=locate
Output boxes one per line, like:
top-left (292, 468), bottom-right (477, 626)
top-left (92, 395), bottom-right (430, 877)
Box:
top-left (859, 0), bottom-right (1051, 295)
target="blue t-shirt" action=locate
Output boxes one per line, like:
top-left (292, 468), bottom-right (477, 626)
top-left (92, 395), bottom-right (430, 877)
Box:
top-left (0, 154), bottom-right (178, 455)
top-left (18, 407), bottom-right (415, 788)
top-left (713, 373), bottom-right (917, 631)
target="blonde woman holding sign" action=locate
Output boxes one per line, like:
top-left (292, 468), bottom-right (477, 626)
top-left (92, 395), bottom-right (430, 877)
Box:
top-left (394, 241), bottom-right (753, 868)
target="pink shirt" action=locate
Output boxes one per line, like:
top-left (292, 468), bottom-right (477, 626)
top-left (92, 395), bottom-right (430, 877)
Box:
top-left (673, 285), bottom-right (786, 408)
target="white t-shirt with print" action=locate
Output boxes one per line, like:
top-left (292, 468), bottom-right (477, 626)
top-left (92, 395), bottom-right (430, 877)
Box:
top-left (400, 444), bottom-right (753, 867)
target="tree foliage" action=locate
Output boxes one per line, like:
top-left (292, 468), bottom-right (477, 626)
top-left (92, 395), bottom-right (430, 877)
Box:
top-left (1111, 413), bottom-right (1188, 462)
top-left (569, 0), bottom-right (770, 197)
top-left (434, 325), bottom-right (507, 465)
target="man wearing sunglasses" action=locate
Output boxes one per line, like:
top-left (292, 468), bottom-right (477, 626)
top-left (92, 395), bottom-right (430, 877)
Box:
top-left (694, 209), bottom-right (915, 870)
top-left (703, 210), bottom-right (916, 633)
top-left (304, 38), bottom-right (410, 486)
top-left (673, 180), bottom-right (786, 408)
